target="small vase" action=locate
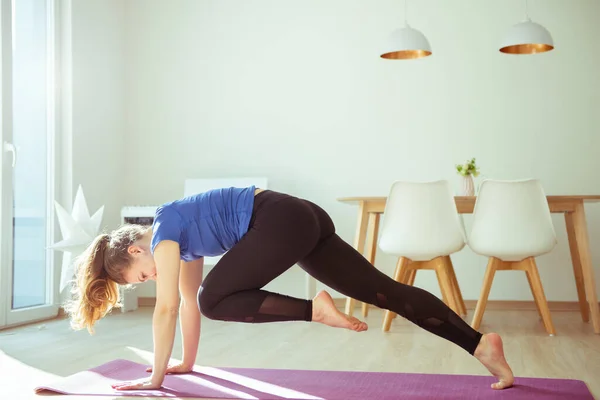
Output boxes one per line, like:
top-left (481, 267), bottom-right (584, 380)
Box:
top-left (460, 175), bottom-right (475, 196)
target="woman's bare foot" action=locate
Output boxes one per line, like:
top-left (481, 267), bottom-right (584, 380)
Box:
top-left (312, 290), bottom-right (368, 332)
top-left (474, 333), bottom-right (514, 389)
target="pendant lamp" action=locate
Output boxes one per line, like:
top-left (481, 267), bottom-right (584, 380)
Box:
top-left (380, 0), bottom-right (431, 60)
top-left (500, 0), bottom-right (554, 54)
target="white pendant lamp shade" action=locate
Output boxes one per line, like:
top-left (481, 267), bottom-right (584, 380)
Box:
top-left (380, 25), bottom-right (432, 60)
top-left (500, 19), bottom-right (554, 54)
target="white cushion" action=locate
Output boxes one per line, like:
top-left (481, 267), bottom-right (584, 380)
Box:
top-left (468, 179), bottom-right (557, 261)
top-left (378, 180), bottom-right (466, 261)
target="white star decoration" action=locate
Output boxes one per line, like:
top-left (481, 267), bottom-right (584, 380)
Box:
top-left (49, 185), bottom-right (104, 291)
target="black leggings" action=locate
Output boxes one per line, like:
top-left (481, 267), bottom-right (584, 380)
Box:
top-left (198, 190), bottom-right (483, 355)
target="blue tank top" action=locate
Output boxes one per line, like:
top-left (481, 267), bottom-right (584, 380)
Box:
top-left (150, 186), bottom-right (256, 261)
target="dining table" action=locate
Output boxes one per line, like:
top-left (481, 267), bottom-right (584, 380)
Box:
top-left (329, 195), bottom-right (600, 334)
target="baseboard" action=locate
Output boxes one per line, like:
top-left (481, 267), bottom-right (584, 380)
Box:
top-left (57, 307), bottom-right (66, 318)
top-left (335, 298), bottom-right (597, 312)
top-left (138, 297), bottom-right (157, 307)
top-left (138, 296), bottom-right (595, 312)
top-left (3, 297), bottom-right (594, 333)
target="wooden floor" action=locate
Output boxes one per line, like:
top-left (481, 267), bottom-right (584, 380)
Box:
top-left (1, 306), bottom-right (599, 399)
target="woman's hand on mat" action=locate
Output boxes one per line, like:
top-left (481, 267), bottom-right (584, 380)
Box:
top-left (146, 362), bottom-right (193, 375)
top-left (111, 378), bottom-right (162, 391)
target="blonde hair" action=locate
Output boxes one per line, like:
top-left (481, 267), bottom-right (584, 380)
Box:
top-left (64, 224), bottom-right (150, 334)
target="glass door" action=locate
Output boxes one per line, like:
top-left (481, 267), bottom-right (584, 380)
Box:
top-left (0, 0), bottom-right (57, 328)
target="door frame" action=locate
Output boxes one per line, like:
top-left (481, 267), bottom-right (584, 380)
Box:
top-left (0, 0), bottom-right (59, 329)
top-left (0, 0), bottom-right (12, 329)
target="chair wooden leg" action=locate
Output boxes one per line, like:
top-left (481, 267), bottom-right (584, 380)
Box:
top-left (445, 256), bottom-right (467, 316)
top-left (435, 257), bottom-right (460, 314)
top-left (435, 267), bottom-right (451, 307)
top-left (393, 268), bottom-right (416, 320)
top-left (471, 257), bottom-right (499, 330)
top-left (383, 257), bottom-right (410, 332)
top-left (525, 257), bottom-right (556, 335)
top-left (361, 303), bottom-right (369, 318)
top-left (389, 259), bottom-right (404, 322)
top-left (437, 259), bottom-right (459, 315)
top-left (407, 270), bottom-right (416, 286)
top-left (525, 270), bottom-right (543, 319)
top-left (452, 271), bottom-right (467, 316)
top-left (430, 258), bottom-right (453, 309)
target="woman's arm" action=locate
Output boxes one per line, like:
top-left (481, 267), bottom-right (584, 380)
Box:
top-left (178, 257), bottom-right (204, 368)
top-left (149, 240), bottom-right (182, 387)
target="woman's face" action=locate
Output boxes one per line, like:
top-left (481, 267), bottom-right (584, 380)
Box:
top-left (124, 244), bottom-right (157, 284)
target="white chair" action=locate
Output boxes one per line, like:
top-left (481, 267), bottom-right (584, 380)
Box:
top-left (378, 180), bottom-right (468, 332)
top-left (468, 179), bottom-right (557, 335)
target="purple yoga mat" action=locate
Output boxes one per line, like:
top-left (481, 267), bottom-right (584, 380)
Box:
top-left (34, 359), bottom-right (594, 400)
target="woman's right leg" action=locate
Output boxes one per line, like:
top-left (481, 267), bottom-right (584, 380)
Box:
top-left (302, 234), bottom-right (483, 354)
top-left (297, 200), bottom-right (482, 354)
top-left (297, 200), bottom-right (514, 389)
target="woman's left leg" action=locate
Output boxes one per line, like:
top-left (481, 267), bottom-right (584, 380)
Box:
top-left (198, 190), bottom-right (358, 324)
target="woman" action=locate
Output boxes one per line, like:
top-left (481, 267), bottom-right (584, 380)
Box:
top-left (66, 186), bottom-right (514, 391)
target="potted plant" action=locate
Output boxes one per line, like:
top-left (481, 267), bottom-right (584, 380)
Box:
top-left (455, 158), bottom-right (480, 196)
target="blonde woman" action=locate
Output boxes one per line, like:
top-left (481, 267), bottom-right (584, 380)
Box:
top-left (66, 186), bottom-right (514, 391)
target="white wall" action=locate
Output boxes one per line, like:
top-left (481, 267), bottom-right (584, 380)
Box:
top-left (71, 0), bottom-right (125, 230)
top-left (56, 0), bottom-right (125, 301)
top-left (112, 0), bottom-right (600, 303)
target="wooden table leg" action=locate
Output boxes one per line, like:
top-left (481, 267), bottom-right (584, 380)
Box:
top-left (572, 202), bottom-right (600, 334)
top-left (361, 212), bottom-right (380, 317)
top-left (565, 212), bottom-right (589, 322)
top-left (344, 201), bottom-right (369, 317)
